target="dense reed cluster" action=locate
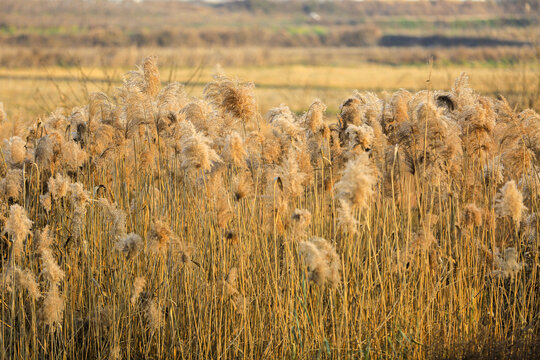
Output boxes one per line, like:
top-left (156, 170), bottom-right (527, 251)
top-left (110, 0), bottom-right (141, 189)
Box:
top-left (1, 57), bottom-right (539, 359)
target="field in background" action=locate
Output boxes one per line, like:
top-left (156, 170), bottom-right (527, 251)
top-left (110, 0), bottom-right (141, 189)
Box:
top-left (1, 60), bottom-right (539, 137)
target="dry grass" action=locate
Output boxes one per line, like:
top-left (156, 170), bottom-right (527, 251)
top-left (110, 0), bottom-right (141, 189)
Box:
top-left (0, 58), bottom-right (539, 360)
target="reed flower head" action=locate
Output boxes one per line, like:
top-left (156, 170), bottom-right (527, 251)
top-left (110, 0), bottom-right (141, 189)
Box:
top-left (1, 265), bottom-right (41, 300)
top-left (180, 122), bottom-right (221, 172)
top-left (40, 283), bottom-right (65, 330)
top-left (222, 131), bottom-right (247, 167)
top-left (0, 169), bottom-right (23, 200)
top-left (495, 180), bottom-right (526, 224)
top-left (303, 98), bottom-right (326, 133)
top-left (116, 233), bottom-right (142, 258)
top-left (462, 203), bottom-right (483, 228)
top-left (291, 208), bottom-right (312, 240)
top-left (219, 267), bottom-right (239, 297)
top-left (3, 136), bottom-right (27, 167)
top-left (483, 159), bottom-right (504, 185)
top-left (337, 199), bottom-right (358, 234)
top-left (298, 237), bottom-right (340, 287)
top-left (88, 91), bottom-right (114, 124)
top-left (267, 105), bottom-right (303, 141)
top-left (4, 204), bottom-right (33, 259)
top-left (276, 147), bottom-right (307, 198)
top-left (492, 247), bottom-right (522, 278)
top-left (233, 171), bottom-right (254, 200)
top-left (334, 153), bottom-right (376, 210)
top-left (345, 124), bottom-right (374, 154)
top-left (99, 199), bottom-right (127, 240)
top-left (147, 220), bottom-right (173, 254)
top-left (61, 140), bottom-right (88, 172)
top-left (40, 193), bottom-right (52, 212)
top-left (38, 226), bottom-right (65, 285)
top-left (144, 297), bottom-right (163, 330)
top-left (215, 191), bottom-right (233, 229)
top-left (131, 277), bottom-right (146, 305)
top-left (204, 74), bottom-right (256, 123)
top-left (48, 173), bottom-right (70, 200)
top-left (143, 56), bottom-right (160, 97)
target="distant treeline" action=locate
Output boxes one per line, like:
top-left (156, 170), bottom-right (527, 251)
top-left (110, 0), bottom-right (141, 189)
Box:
top-left (0, 26), bottom-right (533, 48)
top-left (379, 35), bottom-right (530, 48)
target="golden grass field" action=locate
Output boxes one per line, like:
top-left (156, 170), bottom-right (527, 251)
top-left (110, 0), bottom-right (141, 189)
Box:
top-left (0, 56), bottom-right (539, 359)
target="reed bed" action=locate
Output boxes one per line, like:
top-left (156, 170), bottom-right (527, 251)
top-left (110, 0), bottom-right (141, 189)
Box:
top-left (0, 57), bottom-right (539, 359)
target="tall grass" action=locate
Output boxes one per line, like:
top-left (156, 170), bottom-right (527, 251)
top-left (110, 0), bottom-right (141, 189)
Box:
top-left (0, 57), bottom-right (538, 359)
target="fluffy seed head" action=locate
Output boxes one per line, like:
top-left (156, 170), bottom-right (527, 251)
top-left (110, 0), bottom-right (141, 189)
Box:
top-left (38, 226), bottom-right (65, 285)
top-left (116, 233), bottom-right (142, 258)
top-left (3, 136), bottom-right (26, 167)
top-left (204, 74), bottom-right (256, 123)
top-left (0, 169), bottom-right (23, 200)
top-left (144, 298), bottom-right (163, 330)
top-left (492, 247), bottom-right (522, 278)
top-left (334, 153), bottom-right (377, 210)
top-left (143, 56), bottom-right (160, 98)
top-left (131, 277), bottom-right (146, 305)
top-left (148, 220), bottom-right (173, 254)
top-left (298, 237), bottom-right (340, 287)
top-left (495, 180), bottom-right (526, 224)
top-left (291, 208), bottom-right (312, 240)
top-left (1, 266), bottom-right (41, 300)
top-left (303, 98), bottom-right (326, 133)
top-left (222, 132), bottom-right (247, 167)
top-left (180, 122), bottom-right (222, 172)
top-left (48, 173), bottom-right (70, 200)
top-left (462, 203), bottom-right (483, 228)
top-left (4, 204), bottom-right (33, 259)
top-left (40, 283), bottom-right (65, 330)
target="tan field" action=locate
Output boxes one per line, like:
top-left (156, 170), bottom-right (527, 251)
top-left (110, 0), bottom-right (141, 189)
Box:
top-left (0, 62), bottom-right (538, 134)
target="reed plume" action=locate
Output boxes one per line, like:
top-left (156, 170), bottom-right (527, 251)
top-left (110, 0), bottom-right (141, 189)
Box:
top-left (147, 220), bottom-right (173, 255)
top-left (219, 267), bottom-right (239, 297)
top-left (48, 173), bottom-right (70, 200)
top-left (462, 203), bottom-right (483, 228)
top-left (334, 153), bottom-right (377, 230)
top-left (298, 237), bottom-right (340, 287)
top-left (491, 247), bottom-right (522, 278)
top-left (38, 226), bottom-right (65, 285)
top-left (291, 208), bottom-right (312, 240)
top-left (303, 98), bottom-right (326, 134)
top-left (143, 297), bottom-right (163, 330)
top-left (0, 169), bottom-right (23, 200)
top-left (40, 283), bottom-right (65, 330)
top-left (222, 131), bottom-right (247, 168)
top-left (4, 204), bottom-right (33, 259)
top-left (180, 122), bottom-right (221, 172)
top-left (2, 136), bottom-right (27, 167)
top-left (116, 233), bottom-right (142, 258)
top-left (143, 56), bottom-right (160, 98)
top-left (495, 180), bottom-right (526, 224)
top-left (204, 74), bottom-right (257, 123)
top-left (131, 277), bottom-right (146, 305)
top-left (1, 265), bottom-right (41, 300)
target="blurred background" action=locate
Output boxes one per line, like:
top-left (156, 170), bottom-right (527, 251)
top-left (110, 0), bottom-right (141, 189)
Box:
top-left (0, 0), bottom-right (538, 130)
